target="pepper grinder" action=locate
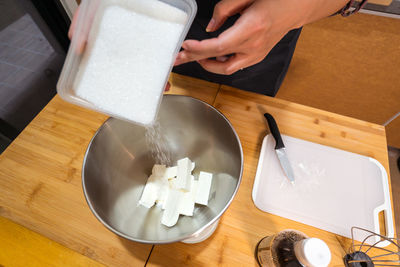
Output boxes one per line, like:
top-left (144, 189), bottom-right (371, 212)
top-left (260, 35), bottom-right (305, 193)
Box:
top-left (256, 229), bottom-right (331, 267)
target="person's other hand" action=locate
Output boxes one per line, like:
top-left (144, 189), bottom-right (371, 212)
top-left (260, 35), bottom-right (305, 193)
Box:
top-left (174, 0), bottom-right (308, 75)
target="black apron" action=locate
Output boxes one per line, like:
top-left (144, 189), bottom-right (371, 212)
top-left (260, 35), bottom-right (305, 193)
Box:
top-left (172, 0), bottom-right (302, 96)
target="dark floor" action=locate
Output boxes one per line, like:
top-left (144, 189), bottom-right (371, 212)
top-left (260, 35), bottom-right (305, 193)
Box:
top-left (0, 133), bottom-right (11, 152)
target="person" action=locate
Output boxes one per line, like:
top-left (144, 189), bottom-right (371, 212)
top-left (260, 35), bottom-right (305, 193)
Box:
top-left (69, 0), bottom-right (367, 96)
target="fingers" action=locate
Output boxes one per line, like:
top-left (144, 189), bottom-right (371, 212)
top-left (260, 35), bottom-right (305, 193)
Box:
top-left (175, 22), bottom-right (250, 66)
top-left (197, 54), bottom-right (255, 75)
top-left (206, 0), bottom-right (254, 32)
top-left (174, 50), bottom-right (186, 66)
top-left (216, 56), bottom-right (229, 62)
top-left (68, 4), bottom-right (98, 54)
top-left (174, 0), bottom-right (277, 74)
top-left (175, 38), bottom-right (233, 66)
top-left (174, 38), bottom-right (235, 66)
top-left (183, 37), bottom-right (236, 56)
top-left (174, 50), bottom-right (231, 66)
top-left (175, 0), bottom-right (259, 66)
top-left (164, 82), bottom-right (171, 92)
top-left (68, 6), bottom-right (87, 54)
top-left (188, 7), bottom-right (256, 54)
top-left (68, 6), bottom-right (80, 40)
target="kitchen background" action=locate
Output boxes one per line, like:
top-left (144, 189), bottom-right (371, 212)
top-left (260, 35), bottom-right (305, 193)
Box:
top-left (0, 0), bottom-right (399, 237)
top-left (0, 0), bottom-right (69, 152)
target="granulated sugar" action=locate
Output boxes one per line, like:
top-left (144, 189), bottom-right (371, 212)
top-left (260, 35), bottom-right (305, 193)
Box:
top-left (145, 121), bottom-right (171, 165)
top-left (74, 0), bottom-right (187, 125)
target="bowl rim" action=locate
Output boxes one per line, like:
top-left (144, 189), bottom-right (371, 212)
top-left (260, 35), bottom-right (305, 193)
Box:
top-left (81, 94), bottom-right (244, 244)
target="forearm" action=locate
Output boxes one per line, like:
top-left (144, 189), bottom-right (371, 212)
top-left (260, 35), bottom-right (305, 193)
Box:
top-left (265, 0), bottom-right (350, 32)
top-left (297, 0), bottom-right (351, 26)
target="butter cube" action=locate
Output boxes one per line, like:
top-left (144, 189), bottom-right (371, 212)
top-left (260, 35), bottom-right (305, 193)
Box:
top-left (161, 188), bottom-right (182, 227)
top-left (139, 175), bottom-right (159, 208)
top-left (139, 161), bottom-right (213, 227)
top-left (179, 175), bottom-right (195, 216)
top-left (195, 171), bottom-right (213, 205)
top-left (162, 178), bottom-right (178, 210)
top-left (157, 178), bottom-right (170, 207)
top-left (176, 157), bottom-right (192, 191)
top-left (191, 162), bottom-right (195, 171)
top-left (152, 164), bottom-right (166, 176)
top-left (165, 166), bottom-right (178, 179)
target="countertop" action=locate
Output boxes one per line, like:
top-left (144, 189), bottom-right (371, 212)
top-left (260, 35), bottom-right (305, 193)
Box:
top-left (0, 73), bottom-right (397, 266)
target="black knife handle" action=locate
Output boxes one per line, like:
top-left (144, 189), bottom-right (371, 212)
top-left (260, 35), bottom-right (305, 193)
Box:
top-left (264, 113), bottom-right (285, 149)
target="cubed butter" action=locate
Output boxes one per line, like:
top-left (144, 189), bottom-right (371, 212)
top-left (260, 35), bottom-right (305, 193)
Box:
top-left (161, 188), bottom-right (182, 227)
top-left (138, 175), bottom-right (159, 208)
top-left (179, 175), bottom-right (195, 216)
top-left (139, 160), bottom-right (214, 227)
top-left (195, 171), bottom-right (213, 206)
top-left (165, 166), bottom-right (178, 179)
top-left (152, 164), bottom-right (166, 176)
top-left (176, 157), bottom-right (192, 191)
top-left (191, 162), bottom-right (195, 171)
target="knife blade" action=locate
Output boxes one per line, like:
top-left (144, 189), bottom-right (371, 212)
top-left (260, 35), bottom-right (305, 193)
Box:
top-left (264, 113), bottom-right (295, 185)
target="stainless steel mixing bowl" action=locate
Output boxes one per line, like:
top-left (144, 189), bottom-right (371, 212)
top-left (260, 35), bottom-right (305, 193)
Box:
top-left (82, 95), bottom-right (243, 244)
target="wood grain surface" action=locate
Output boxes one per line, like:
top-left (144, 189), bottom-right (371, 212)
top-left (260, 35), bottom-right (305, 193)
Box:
top-left (0, 98), bottom-right (153, 266)
top-left (165, 72), bottom-right (220, 104)
top-left (0, 73), bottom-right (219, 266)
top-left (147, 85), bottom-right (397, 266)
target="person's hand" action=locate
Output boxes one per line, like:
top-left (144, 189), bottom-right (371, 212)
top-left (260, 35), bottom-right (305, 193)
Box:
top-left (174, 0), bottom-right (300, 75)
top-left (174, 0), bottom-right (347, 75)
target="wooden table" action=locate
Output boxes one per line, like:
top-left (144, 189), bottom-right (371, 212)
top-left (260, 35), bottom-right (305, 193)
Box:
top-left (0, 73), bottom-right (396, 266)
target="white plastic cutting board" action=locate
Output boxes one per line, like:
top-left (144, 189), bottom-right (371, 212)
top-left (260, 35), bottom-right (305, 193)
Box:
top-left (252, 134), bottom-right (394, 246)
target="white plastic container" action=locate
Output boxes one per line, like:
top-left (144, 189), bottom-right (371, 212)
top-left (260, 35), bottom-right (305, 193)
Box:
top-left (57, 0), bottom-right (197, 126)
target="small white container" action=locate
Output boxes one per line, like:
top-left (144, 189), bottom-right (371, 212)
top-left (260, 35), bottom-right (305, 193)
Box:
top-left (57, 0), bottom-right (197, 126)
top-left (294, 238), bottom-right (331, 267)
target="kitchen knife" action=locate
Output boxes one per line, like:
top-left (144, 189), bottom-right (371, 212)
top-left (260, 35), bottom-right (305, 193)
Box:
top-left (264, 113), bottom-right (295, 185)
